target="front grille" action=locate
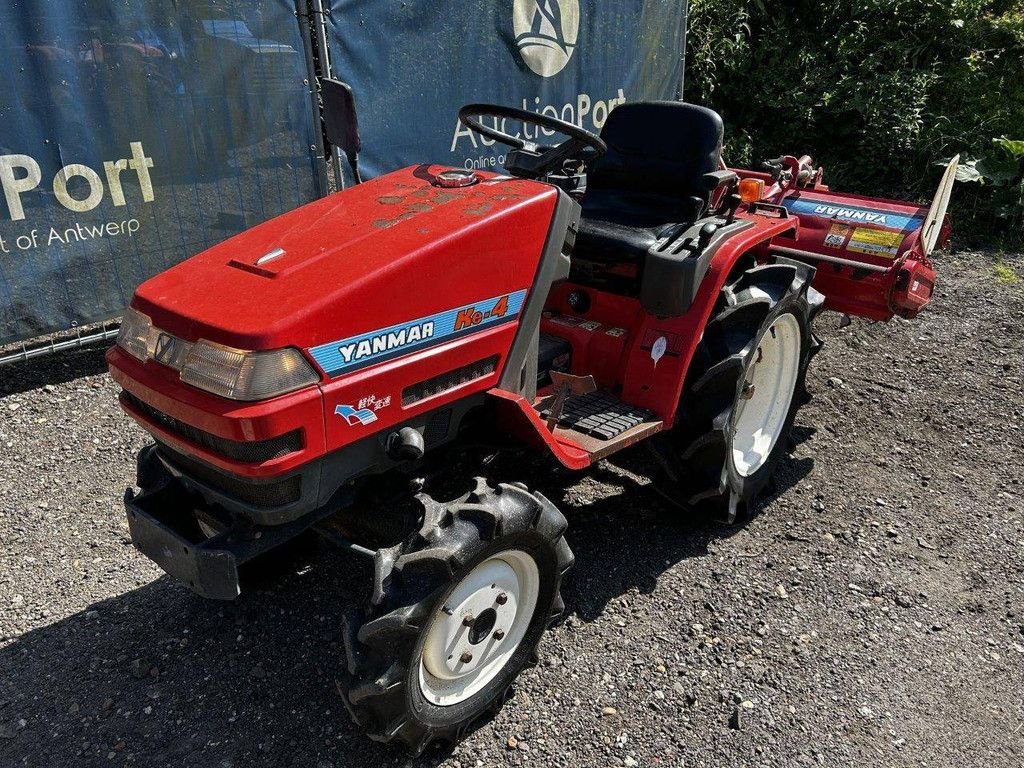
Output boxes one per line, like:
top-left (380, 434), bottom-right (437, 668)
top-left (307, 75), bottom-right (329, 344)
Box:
top-left (402, 356), bottom-right (499, 406)
top-left (124, 393), bottom-right (302, 463)
top-left (156, 441), bottom-right (302, 508)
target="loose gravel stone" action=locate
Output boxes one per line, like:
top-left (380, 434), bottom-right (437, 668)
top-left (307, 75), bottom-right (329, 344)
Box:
top-left (1, 251), bottom-right (1023, 767)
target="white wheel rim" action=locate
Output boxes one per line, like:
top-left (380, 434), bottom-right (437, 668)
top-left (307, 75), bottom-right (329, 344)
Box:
top-left (731, 313), bottom-right (801, 478)
top-left (419, 550), bottom-right (540, 706)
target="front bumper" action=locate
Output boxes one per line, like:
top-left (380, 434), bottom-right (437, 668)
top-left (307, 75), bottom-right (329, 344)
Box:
top-left (125, 445), bottom-right (348, 599)
top-left (125, 485), bottom-right (241, 600)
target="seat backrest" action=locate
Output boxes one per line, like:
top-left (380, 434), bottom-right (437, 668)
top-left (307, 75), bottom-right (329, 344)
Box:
top-left (583, 101), bottom-right (724, 225)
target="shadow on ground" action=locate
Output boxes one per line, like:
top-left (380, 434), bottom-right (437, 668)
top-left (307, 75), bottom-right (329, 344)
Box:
top-left (0, 342), bottom-right (110, 397)
top-left (0, 417), bottom-right (814, 768)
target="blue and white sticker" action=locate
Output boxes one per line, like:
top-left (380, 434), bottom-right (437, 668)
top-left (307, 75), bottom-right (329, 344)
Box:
top-left (308, 290), bottom-right (527, 377)
top-left (784, 198), bottom-right (924, 232)
top-left (335, 393), bottom-right (392, 426)
top-left (335, 404), bottom-right (379, 426)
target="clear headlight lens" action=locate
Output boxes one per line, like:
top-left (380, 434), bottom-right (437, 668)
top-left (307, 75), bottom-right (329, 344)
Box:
top-left (116, 306), bottom-right (154, 361)
top-left (180, 342), bottom-right (320, 401)
top-left (116, 307), bottom-right (319, 401)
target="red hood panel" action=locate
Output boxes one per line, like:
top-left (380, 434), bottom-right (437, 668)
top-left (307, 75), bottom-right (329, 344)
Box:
top-left (133, 166), bottom-right (558, 350)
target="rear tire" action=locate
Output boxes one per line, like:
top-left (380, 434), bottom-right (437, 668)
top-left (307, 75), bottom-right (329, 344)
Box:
top-left (339, 479), bottom-right (573, 754)
top-left (665, 256), bottom-right (824, 523)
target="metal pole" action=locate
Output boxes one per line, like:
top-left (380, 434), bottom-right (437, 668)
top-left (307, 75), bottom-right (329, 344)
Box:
top-left (771, 245), bottom-right (891, 274)
top-left (310, 0), bottom-right (346, 189)
top-left (678, 0), bottom-right (689, 100)
top-left (294, 0), bottom-right (330, 197)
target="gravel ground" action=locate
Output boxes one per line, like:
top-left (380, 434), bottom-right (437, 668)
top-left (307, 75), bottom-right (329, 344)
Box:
top-left (1, 249), bottom-right (1022, 768)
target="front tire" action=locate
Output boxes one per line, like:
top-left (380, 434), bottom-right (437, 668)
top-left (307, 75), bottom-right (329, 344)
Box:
top-left (339, 479), bottom-right (573, 754)
top-left (666, 256), bottom-right (824, 522)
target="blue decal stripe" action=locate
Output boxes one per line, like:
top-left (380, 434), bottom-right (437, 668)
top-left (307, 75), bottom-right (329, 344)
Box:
top-left (308, 290), bottom-right (527, 377)
top-left (784, 198), bottom-right (924, 233)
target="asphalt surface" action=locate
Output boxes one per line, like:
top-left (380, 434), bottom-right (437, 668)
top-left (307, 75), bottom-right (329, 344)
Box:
top-left (1, 249), bottom-right (1022, 767)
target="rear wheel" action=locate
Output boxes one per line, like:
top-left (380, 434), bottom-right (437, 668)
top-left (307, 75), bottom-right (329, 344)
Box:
top-left (339, 479), bottom-right (573, 754)
top-left (665, 256), bottom-right (824, 522)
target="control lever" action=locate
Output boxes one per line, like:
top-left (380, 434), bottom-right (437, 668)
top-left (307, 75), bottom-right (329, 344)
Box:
top-left (724, 192), bottom-right (742, 224)
top-left (762, 156), bottom-right (786, 180)
top-left (698, 223), bottom-right (719, 251)
top-left (545, 371), bottom-right (597, 431)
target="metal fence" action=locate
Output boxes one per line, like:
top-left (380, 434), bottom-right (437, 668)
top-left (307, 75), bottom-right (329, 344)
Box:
top-left (0, 0), bottom-right (328, 348)
top-left (0, 0), bottom-right (688, 362)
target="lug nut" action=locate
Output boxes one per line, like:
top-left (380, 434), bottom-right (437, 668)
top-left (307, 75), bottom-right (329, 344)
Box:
top-left (495, 592), bottom-right (508, 605)
top-left (462, 613), bottom-right (475, 627)
top-left (459, 652), bottom-right (473, 664)
top-left (493, 629), bottom-right (505, 640)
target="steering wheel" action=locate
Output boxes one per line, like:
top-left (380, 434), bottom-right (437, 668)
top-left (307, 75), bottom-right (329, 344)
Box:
top-left (458, 103), bottom-right (607, 180)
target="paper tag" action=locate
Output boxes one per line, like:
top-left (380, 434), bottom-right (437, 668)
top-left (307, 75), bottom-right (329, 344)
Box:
top-left (651, 336), bottom-right (667, 365)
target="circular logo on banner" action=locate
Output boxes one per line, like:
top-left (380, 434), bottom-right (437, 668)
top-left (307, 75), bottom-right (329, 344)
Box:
top-left (513, 0), bottom-right (580, 78)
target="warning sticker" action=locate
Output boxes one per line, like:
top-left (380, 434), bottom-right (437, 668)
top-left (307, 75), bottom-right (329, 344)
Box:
top-left (824, 223), bottom-right (851, 249)
top-left (847, 228), bottom-right (904, 258)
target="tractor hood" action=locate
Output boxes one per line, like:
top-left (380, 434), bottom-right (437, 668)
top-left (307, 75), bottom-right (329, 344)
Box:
top-left (132, 166), bottom-right (560, 357)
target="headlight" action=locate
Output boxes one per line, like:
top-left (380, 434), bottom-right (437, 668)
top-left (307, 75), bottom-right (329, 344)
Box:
top-left (116, 308), bottom-right (319, 401)
top-left (116, 306), bottom-right (154, 361)
top-left (180, 342), bottom-right (320, 401)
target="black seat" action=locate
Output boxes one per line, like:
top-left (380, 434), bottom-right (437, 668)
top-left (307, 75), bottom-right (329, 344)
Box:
top-left (575, 102), bottom-right (725, 264)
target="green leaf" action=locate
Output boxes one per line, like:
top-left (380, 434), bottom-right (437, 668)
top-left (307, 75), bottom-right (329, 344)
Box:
top-left (954, 160), bottom-right (983, 183)
top-left (995, 138), bottom-right (1024, 159)
top-left (976, 155), bottom-right (1021, 185)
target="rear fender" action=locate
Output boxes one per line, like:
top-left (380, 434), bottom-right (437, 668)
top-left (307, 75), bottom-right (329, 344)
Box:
top-left (488, 212), bottom-right (798, 456)
top-left (618, 213), bottom-right (798, 426)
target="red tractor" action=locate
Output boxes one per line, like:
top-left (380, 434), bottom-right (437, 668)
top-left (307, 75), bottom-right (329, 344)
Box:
top-left (107, 99), bottom-right (955, 753)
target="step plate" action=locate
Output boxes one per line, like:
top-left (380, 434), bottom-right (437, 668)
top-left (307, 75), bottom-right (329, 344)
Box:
top-left (541, 391), bottom-right (657, 441)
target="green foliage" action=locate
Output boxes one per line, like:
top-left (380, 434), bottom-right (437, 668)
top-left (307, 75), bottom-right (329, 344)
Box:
top-left (993, 260), bottom-right (1019, 282)
top-left (958, 137), bottom-right (1024, 224)
top-left (686, 0), bottom-right (1024, 242)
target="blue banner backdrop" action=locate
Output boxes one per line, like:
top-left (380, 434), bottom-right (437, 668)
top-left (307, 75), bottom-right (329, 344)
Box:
top-left (0, 0), bottom-right (327, 345)
top-left (326, 0), bottom-right (687, 179)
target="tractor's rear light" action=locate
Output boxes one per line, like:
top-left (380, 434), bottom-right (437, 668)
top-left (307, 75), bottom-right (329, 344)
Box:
top-left (116, 307), bottom-right (154, 362)
top-left (180, 342), bottom-right (319, 401)
top-left (739, 178), bottom-right (765, 203)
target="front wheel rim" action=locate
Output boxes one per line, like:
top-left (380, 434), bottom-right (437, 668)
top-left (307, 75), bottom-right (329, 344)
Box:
top-left (418, 550), bottom-right (540, 706)
top-left (731, 312), bottom-right (802, 477)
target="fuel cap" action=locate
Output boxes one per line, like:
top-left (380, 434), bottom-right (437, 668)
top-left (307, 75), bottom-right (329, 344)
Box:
top-left (433, 169), bottom-right (479, 188)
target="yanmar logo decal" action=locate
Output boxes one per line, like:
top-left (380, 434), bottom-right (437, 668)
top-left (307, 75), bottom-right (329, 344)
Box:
top-left (337, 321), bottom-right (434, 366)
top-left (308, 291), bottom-right (527, 377)
top-left (784, 198), bottom-right (924, 232)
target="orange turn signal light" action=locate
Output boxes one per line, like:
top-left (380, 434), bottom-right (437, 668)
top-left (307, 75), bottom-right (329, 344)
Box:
top-left (739, 178), bottom-right (765, 203)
